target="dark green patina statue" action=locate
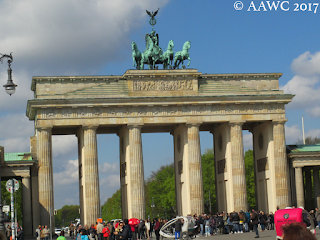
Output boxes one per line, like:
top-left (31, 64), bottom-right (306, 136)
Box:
top-left (131, 9), bottom-right (191, 70)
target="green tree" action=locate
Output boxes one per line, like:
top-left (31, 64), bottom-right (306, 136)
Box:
top-left (201, 149), bottom-right (216, 213)
top-left (54, 205), bottom-right (80, 228)
top-left (296, 136), bottom-right (320, 145)
top-left (145, 164), bottom-right (175, 219)
top-left (101, 149), bottom-right (256, 219)
top-left (1, 181), bottom-right (22, 226)
top-left (244, 150), bottom-right (256, 209)
top-left (101, 189), bottom-right (122, 221)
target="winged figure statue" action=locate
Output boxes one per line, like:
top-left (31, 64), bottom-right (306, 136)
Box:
top-left (146, 8), bottom-right (159, 18)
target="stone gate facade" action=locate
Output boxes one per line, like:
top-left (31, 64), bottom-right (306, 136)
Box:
top-left (26, 69), bottom-right (294, 227)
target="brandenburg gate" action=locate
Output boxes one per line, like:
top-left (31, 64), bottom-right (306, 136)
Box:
top-left (26, 69), bottom-right (294, 226)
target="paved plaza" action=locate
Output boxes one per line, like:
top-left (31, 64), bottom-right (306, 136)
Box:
top-left (32, 230), bottom-right (320, 240)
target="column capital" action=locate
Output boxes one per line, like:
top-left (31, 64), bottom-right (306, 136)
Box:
top-left (127, 124), bottom-right (144, 129)
top-left (35, 125), bottom-right (52, 131)
top-left (229, 120), bottom-right (246, 126)
top-left (82, 125), bottom-right (99, 130)
top-left (272, 119), bottom-right (288, 125)
top-left (186, 122), bottom-right (202, 127)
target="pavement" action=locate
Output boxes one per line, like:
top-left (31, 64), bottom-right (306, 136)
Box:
top-left (24, 229), bottom-right (320, 240)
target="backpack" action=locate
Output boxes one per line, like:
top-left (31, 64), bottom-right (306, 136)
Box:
top-left (217, 218), bottom-right (223, 227)
top-left (35, 232), bottom-right (38, 238)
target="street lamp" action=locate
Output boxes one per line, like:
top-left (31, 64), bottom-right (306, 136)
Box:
top-left (0, 53), bottom-right (17, 95)
top-left (0, 53), bottom-right (18, 237)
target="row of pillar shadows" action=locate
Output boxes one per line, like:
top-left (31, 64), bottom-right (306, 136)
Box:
top-left (36, 120), bottom-right (290, 228)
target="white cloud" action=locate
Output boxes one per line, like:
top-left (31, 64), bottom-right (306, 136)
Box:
top-left (283, 51), bottom-right (320, 116)
top-left (100, 174), bottom-right (120, 188)
top-left (291, 51), bottom-right (320, 76)
top-left (0, 0), bottom-right (169, 76)
top-left (99, 162), bottom-right (119, 174)
top-left (54, 159), bottom-right (79, 186)
top-left (285, 125), bottom-right (302, 145)
top-left (52, 135), bottom-right (78, 158)
top-left (0, 112), bottom-right (34, 152)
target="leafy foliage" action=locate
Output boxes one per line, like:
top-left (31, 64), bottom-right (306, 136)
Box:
top-left (145, 164), bottom-right (176, 220)
top-left (101, 189), bottom-right (122, 221)
top-left (54, 205), bottom-right (80, 227)
top-left (98, 149), bottom-right (255, 220)
top-left (1, 181), bottom-right (22, 226)
top-left (296, 136), bottom-right (320, 145)
top-left (244, 150), bottom-right (256, 209)
top-left (201, 149), bottom-right (216, 213)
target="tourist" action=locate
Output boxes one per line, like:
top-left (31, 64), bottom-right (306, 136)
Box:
top-left (57, 230), bottom-right (67, 240)
top-left (204, 216), bottom-right (210, 237)
top-left (239, 211), bottom-right (244, 233)
top-left (70, 223), bottom-right (75, 239)
top-left (114, 219), bottom-right (130, 240)
top-left (43, 225), bottom-right (50, 240)
top-left (231, 211), bottom-right (240, 234)
top-left (250, 209), bottom-right (259, 238)
top-left (149, 220), bottom-right (153, 238)
top-left (5, 225), bottom-right (11, 240)
top-left (35, 225), bottom-right (41, 240)
top-left (102, 223), bottom-right (110, 240)
top-left (17, 227), bottom-right (24, 240)
top-left (145, 219), bottom-right (150, 240)
top-left (282, 222), bottom-right (316, 240)
top-left (97, 221), bottom-right (104, 240)
top-left (175, 218), bottom-right (183, 239)
top-left (315, 208), bottom-right (320, 229)
top-left (267, 212), bottom-right (274, 230)
top-left (217, 214), bottom-right (224, 235)
top-left (80, 229), bottom-right (90, 240)
top-left (154, 219), bottom-right (160, 240)
top-left (227, 214), bottom-right (233, 234)
top-left (138, 220), bottom-right (145, 240)
top-left (209, 215), bottom-right (215, 235)
top-left (245, 210), bottom-right (250, 232)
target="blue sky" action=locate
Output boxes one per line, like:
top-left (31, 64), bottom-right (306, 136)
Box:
top-left (0, 0), bottom-right (319, 208)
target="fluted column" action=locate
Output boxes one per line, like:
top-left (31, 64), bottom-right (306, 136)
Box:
top-left (37, 126), bottom-right (54, 229)
top-left (273, 120), bottom-right (290, 209)
top-left (295, 167), bottom-right (304, 208)
top-left (22, 177), bottom-right (32, 236)
top-left (187, 123), bottom-right (204, 215)
top-left (314, 167), bottom-right (320, 208)
top-left (230, 121), bottom-right (247, 212)
top-left (83, 125), bottom-right (100, 225)
top-left (128, 125), bottom-right (145, 219)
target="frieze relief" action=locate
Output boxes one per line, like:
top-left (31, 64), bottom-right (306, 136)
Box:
top-left (133, 80), bottom-right (193, 91)
top-left (40, 103), bottom-right (286, 119)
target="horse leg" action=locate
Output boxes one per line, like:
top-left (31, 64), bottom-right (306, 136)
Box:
top-left (187, 57), bottom-right (191, 66)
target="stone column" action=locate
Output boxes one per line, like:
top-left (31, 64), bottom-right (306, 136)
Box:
top-left (305, 168), bottom-right (313, 210)
top-left (187, 123), bottom-right (204, 215)
top-left (83, 125), bottom-right (100, 225)
top-left (37, 126), bottom-right (54, 229)
top-left (314, 167), bottom-right (320, 208)
top-left (128, 125), bottom-right (145, 219)
top-left (230, 121), bottom-right (247, 212)
top-left (295, 167), bottom-right (305, 208)
top-left (22, 176), bottom-right (32, 236)
top-left (273, 120), bottom-right (290, 209)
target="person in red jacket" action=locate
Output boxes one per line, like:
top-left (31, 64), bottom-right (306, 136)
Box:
top-left (102, 223), bottom-right (110, 240)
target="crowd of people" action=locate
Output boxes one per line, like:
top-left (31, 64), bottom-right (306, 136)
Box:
top-left (49, 207), bottom-right (320, 240)
top-left (5, 225), bottom-right (24, 240)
